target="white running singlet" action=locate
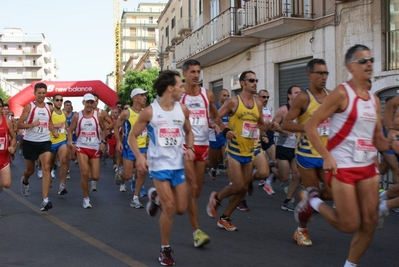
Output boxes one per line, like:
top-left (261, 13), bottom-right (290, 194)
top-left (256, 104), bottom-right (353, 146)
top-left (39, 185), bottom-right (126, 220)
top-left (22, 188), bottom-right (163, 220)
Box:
top-left (180, 87), bottom-right (210, 145)
top-left (147, 101), bottom-right (185, 172)
top-left (327, 82), bottom-right (377, 168)
top-left (76, 110), bottom-right (101, 150)
top-left (24, 102), bottom-right (51, 142)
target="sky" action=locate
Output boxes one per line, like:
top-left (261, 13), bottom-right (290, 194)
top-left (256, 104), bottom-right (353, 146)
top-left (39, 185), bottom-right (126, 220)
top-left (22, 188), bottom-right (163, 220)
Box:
top-left (1, 0), bottom-right (168, 110)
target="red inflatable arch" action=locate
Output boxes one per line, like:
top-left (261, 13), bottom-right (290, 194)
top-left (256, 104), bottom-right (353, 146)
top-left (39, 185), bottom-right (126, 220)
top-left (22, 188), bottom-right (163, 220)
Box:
top-left (8, 80), bottom-right (119, 117)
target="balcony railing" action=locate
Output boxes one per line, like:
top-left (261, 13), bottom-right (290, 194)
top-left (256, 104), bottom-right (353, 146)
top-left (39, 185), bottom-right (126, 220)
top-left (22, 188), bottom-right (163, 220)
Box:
top-left (386, 29), bottom-right (399, 71)
top-left (176, 7), bottom-right (241, 62)
top-left (242, 0), bottom-right (313, 28)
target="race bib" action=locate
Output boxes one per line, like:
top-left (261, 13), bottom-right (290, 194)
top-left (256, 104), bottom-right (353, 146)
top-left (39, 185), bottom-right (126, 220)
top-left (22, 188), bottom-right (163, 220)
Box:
top-left (57, 125), bottom-right (66, 134)
top-left (263, 114), bottom-right (272, 121)
top-left (317, 118), bottom-right (330, 136)
top-left (0, 137), bottom-right (5, 150)
top-left (189, 109), bottom-right (207, 125)
top-left (353, 138), bottom-right (377, 162)
top-left (241, 122), bottom-right (258, 139)
top-left (81, 131), bottom-right (97, 143)
top-left (158, 127), bottom-right (183, 147)
top-left (35, 121), bottom-right (49, 133)
top-left (254, 129), bottom-right (260, 142)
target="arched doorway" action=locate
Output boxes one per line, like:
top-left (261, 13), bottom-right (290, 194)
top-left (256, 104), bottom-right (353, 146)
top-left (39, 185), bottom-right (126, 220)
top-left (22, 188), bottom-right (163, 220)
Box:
top-left (8, 80), bottom-right (118, 117)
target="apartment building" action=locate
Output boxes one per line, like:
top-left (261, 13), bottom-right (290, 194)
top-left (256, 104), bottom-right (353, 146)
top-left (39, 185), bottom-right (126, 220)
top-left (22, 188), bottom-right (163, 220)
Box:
top-left (158, 0), bottom-right (397, 112)
top-left (121, 2), bottom-right (166, 72)
top-left (0, 28), bottom-right (58, 97)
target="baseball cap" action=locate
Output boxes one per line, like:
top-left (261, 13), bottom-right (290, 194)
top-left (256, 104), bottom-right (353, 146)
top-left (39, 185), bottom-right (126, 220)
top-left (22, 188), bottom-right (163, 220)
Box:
top-left (130, 88), bottom-right (147, 98)
top-left (83, 93), bottom-right (95, 101)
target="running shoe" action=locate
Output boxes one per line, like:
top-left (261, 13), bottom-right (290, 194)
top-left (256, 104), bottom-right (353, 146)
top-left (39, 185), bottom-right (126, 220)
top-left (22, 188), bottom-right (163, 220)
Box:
top-left (193, 229), bottom-right (210, 248)
top-left (66, 174), bottom-right (71, 180)
top-left (130, 198), bottom-right (144, 209)
top-left (281, 201), bottom-right (294, 212)
top-left (90, 181), bottom-right (98, 192)
top-left (217, 216), bottom-right (238, 231)
top-left (115, 172), bottom-right (123, 185)
top-left (40, 199), bottom-right (53, 211)
top-left (263, 183), bottom-right (275, 195)
top-left (393, 208), bottom-right (399, 213)
top-left (140, 186), bottom-right (147, 197)
top-left (146, 187), bottom-right (160, 217)
top-left (206, 191), bottom-right (219, 218)
top-left (37, 168), bottom-right (43, 179)
top-left (237, 200), bottom-right (250, 211)
top-left (58, 183), bottom-right (68, 195)
top-left (51, 169), bottom-right (55, 179)
top-left (293, 228), bottom-right (313, 246)
top-left (119, 184), bottom-right (126, 192)
top-left (159, 247), bottom-right (174, 266)
top-left (294, 187), bottom-right (320, 226)
top-left (21, 176), bottom-right (30, 196)
top-left (82, 198), bottom-right (92, 209)
top-left (377, 199), bottom-right (389, 229)
top-left (258, 179), bottom-right (265, 187)
top-left (208, 168), bottom-right (217, 180)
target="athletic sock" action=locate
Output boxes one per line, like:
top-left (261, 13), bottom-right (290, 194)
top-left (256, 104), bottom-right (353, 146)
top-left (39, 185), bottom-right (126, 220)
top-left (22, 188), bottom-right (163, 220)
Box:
top-left (266, 174), bottom-right (274, 185)
top-left (343, 260), bottom-right (357, 267)
top-left (309, 197), bottom-right (323, 212)
top-left (379, 190), bottom-right (388, 200)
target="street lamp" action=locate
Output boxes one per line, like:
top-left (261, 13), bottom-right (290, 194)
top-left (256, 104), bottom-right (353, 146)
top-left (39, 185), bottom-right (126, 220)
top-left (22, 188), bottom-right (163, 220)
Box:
top-left (144, 47), bottom-right (177, 71)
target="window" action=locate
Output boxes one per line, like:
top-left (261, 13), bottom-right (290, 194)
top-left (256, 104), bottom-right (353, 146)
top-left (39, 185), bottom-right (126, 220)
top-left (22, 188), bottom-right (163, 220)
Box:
top-left (18, 45), bottom-right (22, 50)
top-left (3, 57), bottom-right (7, 62)
top-left (17, 69), bottom-right (23, 74)
top-left (148, 28), bottom-right (155, 37)
top-left (199, 0), bottom-right (202, 15)
top-left (3, 45), bottom-right (7, 50)
top-left (180, 6), bottom-right (183, 18)
top-left (17, 57), bottom-right (22, 62)
top-left (2, 69), bottom-right (8, 74)
top-left (149, 16), bottom-right (153, 23)
top-left (387, 0), bottom-right (399, 70)
top-left (166, 26), bottom-right (169, 37)
top-left (171, 17), bottom-right (175, 29)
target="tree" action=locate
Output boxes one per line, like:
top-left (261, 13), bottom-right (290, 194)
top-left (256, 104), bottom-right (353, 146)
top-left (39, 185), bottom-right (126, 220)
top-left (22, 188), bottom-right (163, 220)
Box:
top-left (118, 68), bottom-right (159, 106)
top-left (0, 87), bottom-right (10, 103)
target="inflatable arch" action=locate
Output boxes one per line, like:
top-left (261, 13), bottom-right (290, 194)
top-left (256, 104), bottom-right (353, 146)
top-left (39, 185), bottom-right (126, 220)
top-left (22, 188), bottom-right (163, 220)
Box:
top-left (8, 80), bottom-right (118, 117)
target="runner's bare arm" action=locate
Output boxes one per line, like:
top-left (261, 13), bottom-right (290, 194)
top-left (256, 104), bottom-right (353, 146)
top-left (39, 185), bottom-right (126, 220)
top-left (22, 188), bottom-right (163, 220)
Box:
top-left (281, 91), bottom-right (308, 133)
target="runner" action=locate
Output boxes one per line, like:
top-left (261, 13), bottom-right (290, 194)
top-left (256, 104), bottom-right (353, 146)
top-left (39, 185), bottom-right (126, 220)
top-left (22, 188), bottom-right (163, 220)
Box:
top-left (17, 82), bottom-right (56, 211)
top-left (128, 70), bottom-right (195, 266)
top-left (67, 93), bottom-right (107, 208)
top-left (301, 44), bottom-right (399, 267)
top-left (206, 70), bottom-right (278, 230)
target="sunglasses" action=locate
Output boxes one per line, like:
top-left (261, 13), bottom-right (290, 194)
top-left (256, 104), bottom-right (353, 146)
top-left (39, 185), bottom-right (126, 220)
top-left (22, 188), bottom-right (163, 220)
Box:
top-left (311, 71), bottom-right (329, 76)
top-left (124, 107), bottom-right (129, 110)
top-left (260, 96), bottom-right (270, 99)
top-left (350, 57), bottom-right (374, 64)
top-left (116, 105), bottom-right (122, 108)
top-left (54, 99), bottom-right (63, 102)
top-left (245, 78), bottom-right (258, 83)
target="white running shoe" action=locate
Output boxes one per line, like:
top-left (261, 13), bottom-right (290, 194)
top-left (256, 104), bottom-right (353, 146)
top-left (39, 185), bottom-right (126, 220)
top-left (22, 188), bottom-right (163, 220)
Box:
top-left (51, 169), bottom-right (55, 179)
top-left (119, 184), bottom-right (126, 192)
top-left (37, 168), bottom-right (43, 179)
top-left (130, 197), bottom-right (144, 209)
top-left (82, 198), bottom-right (92, 209)
top-left (90, 181), bottom-right (98, 192)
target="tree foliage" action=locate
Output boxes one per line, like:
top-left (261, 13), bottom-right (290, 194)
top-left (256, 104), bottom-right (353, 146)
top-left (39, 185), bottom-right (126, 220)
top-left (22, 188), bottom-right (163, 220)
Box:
top-left (118, 68), bottom-right (159, 106)
top-left (0, 87), bottom-right (10, 103)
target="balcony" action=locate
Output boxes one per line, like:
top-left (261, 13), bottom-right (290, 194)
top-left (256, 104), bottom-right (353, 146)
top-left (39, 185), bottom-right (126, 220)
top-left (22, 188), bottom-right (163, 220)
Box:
top-left (23, 48), bottom-right (42, 55)
top-left (241, 0), bottom-right (315, 39)
top-left (170, 27), bottom-right (182, 45)
top-left (175, 7), bottom-right (260, 68)
top-left (43, 56), bottom-right (52, 64)
top-left (386, 29), bottom-right (399, 70)
top-left (0, 49), bottom-right (23, 55)
top-left (178, 16), bottom-right (191, 35)
top-left (43, 43), bottom-right (51, 52)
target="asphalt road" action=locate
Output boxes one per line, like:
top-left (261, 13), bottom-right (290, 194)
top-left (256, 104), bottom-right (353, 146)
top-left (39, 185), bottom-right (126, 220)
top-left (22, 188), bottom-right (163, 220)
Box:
top-left (0, 153), bottom-right (398, 267)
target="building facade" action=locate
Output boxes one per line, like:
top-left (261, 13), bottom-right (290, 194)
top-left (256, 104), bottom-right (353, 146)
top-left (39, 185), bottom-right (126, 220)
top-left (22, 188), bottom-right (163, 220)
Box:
top-left (0, 28), bottom-right (58, 97)
top-left (121, 2), bottom-right (166, 72)
top-left (158, 0), bottom-right (398, 112)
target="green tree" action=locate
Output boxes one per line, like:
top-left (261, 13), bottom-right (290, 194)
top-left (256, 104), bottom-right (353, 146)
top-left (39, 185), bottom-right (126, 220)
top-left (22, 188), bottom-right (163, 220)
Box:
top-left (0, 87), bottom-right (10, 102)
top-left (118, 68), bottom-right (159, 106)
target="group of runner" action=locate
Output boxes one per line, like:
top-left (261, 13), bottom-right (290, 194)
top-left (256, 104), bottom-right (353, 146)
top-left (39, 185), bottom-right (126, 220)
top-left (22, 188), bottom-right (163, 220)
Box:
top-left (1, 44), bottom-right (399, 267)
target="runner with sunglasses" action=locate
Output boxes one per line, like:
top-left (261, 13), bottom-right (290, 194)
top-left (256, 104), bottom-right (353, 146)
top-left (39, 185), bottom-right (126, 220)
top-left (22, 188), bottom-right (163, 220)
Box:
top-left (301, 44), bottom-right (399, 267)
top-left (50, 94), bottom-right (69, 195)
